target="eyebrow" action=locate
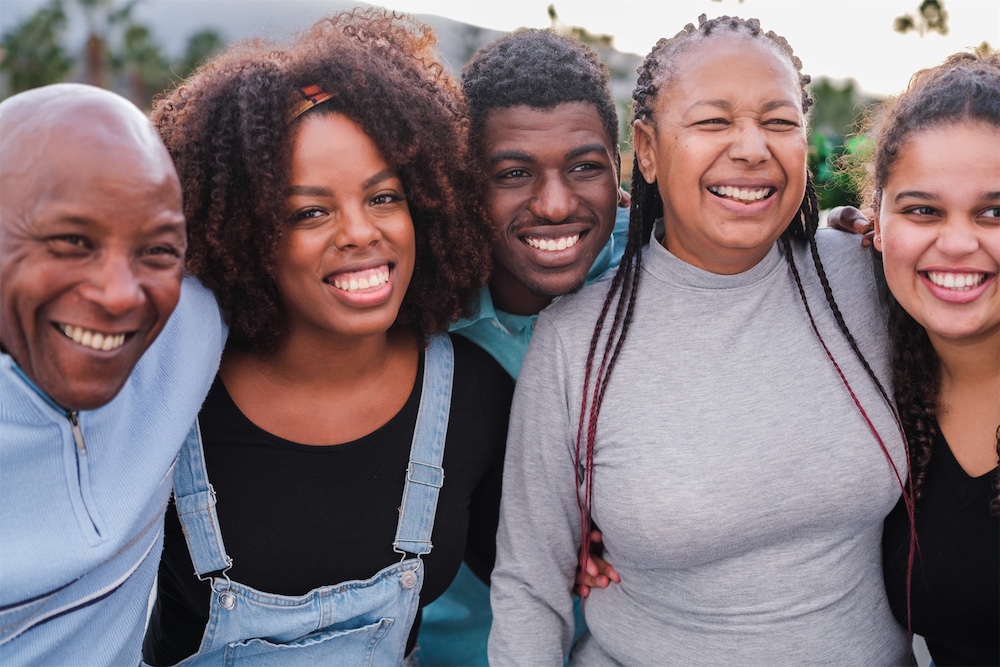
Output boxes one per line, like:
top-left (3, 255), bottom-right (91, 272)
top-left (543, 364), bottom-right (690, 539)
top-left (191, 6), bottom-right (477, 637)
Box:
top-left (894, 190), bottom-right (1000, 203)
top-left (688, 99), bottom-right (798, 113)
top-left (488, 150), bottom-right (534, 166)
top-left (288, 169), bottom-right (398, 198)
top-left (893, 190), bottom-right (936, 203)
top-left (55, 216), bottom-right (183, 235)
top-left (488, 143), bottom-right (609, 166)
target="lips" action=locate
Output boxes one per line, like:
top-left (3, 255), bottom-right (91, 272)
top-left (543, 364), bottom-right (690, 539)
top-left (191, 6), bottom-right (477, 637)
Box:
top-left (329, 264), bottom-right (391, 292)
top-left (707, 185), bottom-right (776, 203)
top-left (919, 269), bottom-right (996, 305)
top-left (923, 270), bottom-right (988, 290)
top-left (55, 323), bottom-right (132, 352)
top-left (524, 233), bottom-right (581, 252)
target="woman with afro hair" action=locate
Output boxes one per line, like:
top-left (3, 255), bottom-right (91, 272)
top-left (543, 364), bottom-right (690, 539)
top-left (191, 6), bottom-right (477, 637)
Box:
top-left (141, 9), bottom-right (513, 665)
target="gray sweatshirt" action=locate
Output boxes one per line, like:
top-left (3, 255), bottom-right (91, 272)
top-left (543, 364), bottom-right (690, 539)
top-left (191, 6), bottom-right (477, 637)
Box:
top-left (488, 229), bottom-right (910, 666)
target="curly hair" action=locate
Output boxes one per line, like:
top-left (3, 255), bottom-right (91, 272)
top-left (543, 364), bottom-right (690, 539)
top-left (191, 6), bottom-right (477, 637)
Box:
top-left (151, 8), bottom-right (492, 355)
top-left (462, 29), bottom-right (620, 172)
top-left (861, 50), bottom-right (1000, 514)
top-left (573, 14), bottom-right (911, 592)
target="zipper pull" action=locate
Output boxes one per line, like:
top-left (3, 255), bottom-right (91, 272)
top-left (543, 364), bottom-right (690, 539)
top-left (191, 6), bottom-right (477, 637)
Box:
top-left (67, 410), bottom-right (87, 455)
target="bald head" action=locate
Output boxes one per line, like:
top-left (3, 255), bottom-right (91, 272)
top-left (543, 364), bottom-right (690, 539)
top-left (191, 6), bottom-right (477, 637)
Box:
top-left (1, 84), bottom-right (187, 410)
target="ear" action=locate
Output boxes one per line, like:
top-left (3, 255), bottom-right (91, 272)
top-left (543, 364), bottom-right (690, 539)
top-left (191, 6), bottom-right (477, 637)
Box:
top-left (632, 119), bottom-right (658, 185)
top-left (872, 195), bottom-right (883, 252)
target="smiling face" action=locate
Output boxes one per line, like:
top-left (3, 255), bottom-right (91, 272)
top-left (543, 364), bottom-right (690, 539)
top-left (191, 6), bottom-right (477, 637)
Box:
top-left (633, 37), bottom-right (807, 275)
top-left (874, 122), bottom-right (1000, 348)
top-left (278, 112), bottom-right (415, 344)
top-left (0, 97), bottom-right (186, 410)
top-left (480, 102), bottom-right (619, 314)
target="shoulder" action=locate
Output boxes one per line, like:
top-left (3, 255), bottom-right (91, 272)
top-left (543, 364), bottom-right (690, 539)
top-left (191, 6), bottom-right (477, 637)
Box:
top-left (536, 277), bottom-right (615, 350)
top-left (809, 228), bottom-right (881, 289)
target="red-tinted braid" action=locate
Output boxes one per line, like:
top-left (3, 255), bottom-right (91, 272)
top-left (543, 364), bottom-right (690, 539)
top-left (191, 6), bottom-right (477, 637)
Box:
top-left (783, 235), bottom-right (917, 630)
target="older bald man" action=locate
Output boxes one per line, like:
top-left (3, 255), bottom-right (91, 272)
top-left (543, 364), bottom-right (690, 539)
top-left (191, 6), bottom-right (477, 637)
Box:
top-left (0, 84), bottom-right (225, 664)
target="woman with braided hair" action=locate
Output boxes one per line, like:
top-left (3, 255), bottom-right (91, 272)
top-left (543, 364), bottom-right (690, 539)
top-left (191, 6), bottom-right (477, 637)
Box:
top-left (490, 14), bottom-right (911, 664)
top-left (141, 9), bottom-right (514, 665)
top-left (869, 51), bottom-right (1000, 665)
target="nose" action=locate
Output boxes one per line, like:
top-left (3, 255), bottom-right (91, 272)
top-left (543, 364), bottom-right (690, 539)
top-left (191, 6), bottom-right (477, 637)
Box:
top-left (78, 253), bottom-right (146, 316)
top-left (333, 207), bottom-right (382, 250)
top-left (936, 217), bottom-right (979, 257)
top-left (527, 174), bottom-right (576, 223)
top-left (728, 123), bottom-right (771, 165)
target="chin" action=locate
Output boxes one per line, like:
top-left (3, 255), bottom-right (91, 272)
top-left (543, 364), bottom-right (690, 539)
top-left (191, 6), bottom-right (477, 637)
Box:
top-left (529, 273), bottom-right (589, 300)
top-left (47, 376), bottom-right (132, 411)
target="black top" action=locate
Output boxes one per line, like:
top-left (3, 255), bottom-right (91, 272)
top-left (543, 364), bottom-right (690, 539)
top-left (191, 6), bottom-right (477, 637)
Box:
top-left (882, 425), bottom-right (1000, 666)
top-left (143, 335), bottom-right (513, 665)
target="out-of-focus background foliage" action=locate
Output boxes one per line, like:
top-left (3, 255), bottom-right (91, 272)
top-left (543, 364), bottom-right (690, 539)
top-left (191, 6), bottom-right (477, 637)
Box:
top-left (0, 0), bottom-right (991, 207)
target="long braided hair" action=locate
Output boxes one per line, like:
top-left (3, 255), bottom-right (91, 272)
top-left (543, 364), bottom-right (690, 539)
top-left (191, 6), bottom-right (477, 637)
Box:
top-left (574, 13), bottom-right (914, 617)
top-left (859, 50), bottom-right (1000, 516)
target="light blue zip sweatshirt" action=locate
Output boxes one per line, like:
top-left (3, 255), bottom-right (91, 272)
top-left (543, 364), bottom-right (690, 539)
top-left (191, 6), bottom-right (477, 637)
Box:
top-left (0, 276), bottom-right (225, 666)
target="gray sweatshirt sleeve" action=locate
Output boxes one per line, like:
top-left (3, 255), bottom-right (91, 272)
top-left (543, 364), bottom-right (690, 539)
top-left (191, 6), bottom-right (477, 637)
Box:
top-left (488, 314), bottom-right (583, 665)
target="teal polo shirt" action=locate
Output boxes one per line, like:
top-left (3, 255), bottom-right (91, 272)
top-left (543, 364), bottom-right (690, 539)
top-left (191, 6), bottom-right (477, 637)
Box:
top-left (451, 206), bottom-right (630, 378)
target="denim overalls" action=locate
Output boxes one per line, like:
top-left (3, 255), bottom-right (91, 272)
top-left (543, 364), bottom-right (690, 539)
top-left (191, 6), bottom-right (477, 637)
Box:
top-left (167, 334), bottom-right (453, 666)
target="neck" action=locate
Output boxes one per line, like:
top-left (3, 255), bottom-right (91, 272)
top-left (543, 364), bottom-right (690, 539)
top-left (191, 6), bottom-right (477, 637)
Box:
top-left (931, 329), bottom-right (1000, 394)
top-left (489, 265), bottom-right (553, 316)
top-left (225, 326), bottom-right (414, 390)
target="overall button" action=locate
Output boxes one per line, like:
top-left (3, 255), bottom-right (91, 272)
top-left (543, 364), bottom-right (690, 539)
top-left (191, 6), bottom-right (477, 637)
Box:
top-left (400, 570), bottom-right (418, 590)
top-left (219, 591), bottom-right (237, 610)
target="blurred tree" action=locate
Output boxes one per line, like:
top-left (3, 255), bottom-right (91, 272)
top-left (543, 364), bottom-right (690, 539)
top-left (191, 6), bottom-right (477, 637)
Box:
top-left (78, 0), bottom-right (143, 88)
top-left (115, 21), bottom-right (168, 105)
top-left (172, 29), bottom-right (224, 81)
top-left (0, 0), bottom-right (226, 107)
top-left (895, 0), bottom-right (949, 36)
top-left (808, 78), bottom-right (879, 210)
top-left (548, 4), bottom-right (614, 48)
top-left (0, 0), bottom-right (72, 94)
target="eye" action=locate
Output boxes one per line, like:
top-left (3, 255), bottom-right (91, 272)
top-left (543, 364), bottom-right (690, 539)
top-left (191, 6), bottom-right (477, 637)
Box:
top-left (695, 118), bottom-right (729, 127)
top-left (571, 162), bottom-right (602, 173)
top-left (764, 118), bottom-right (799, 129)
top-left (145, 245), bottom-right (182, 258)
top-left (46, 235), bottom-right (91, 256)
top-left (982, 206), bottom-right (1000, 219)
top-left (497, 168), bottom-right (530, 179)
top-left (900, 205), bottom-right (940, 220)
top-left (141, 244), bottom-right (184, 268)
top-left (370, 192), bottom-right (405, 206)
top-left (289, 207), bottom-right (326, 224)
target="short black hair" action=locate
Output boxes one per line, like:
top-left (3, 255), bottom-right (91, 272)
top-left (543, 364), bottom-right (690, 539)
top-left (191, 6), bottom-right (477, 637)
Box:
top-left (462, 29), bottom-right (619, 161)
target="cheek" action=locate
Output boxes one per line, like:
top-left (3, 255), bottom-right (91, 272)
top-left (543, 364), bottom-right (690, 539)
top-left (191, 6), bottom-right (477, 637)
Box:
top-left (879, 225), bottom-right (924, 280)
top-left (485, 190), bottom-right (519, 228)
top-left (146, 273), bottom-right (184, 326)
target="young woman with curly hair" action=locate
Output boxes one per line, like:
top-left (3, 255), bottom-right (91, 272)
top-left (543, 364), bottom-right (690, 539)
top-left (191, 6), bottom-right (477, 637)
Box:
top-left (141, 9), bottom-right (512, 665)
top-left (489, 15), bottom-right (911, 664)
top-left (869, 51), bottom-right (1000, 665)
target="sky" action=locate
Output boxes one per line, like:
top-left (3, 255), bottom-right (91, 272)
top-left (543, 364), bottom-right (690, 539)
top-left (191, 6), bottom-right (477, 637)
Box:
top-left (2, 0), bottom-right (998, 97)
top-left (373, 0), bottom-right (999, 96)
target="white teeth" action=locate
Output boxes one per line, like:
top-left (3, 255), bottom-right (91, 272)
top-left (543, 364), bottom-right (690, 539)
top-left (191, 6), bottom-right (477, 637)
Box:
top-left (332, 265), bottom-right (390, 292)
top-left (709, 185), bottom-right (772, 203)
top-left (58, 324), bottom-right (127, 351)
top-left (525, 234), bottom-right (580, 252)
top-left (926, 271), bottom-right (986, 290)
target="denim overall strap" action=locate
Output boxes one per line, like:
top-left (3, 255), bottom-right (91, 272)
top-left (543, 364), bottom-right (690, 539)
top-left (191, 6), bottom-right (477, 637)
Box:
top-left (173, 421), bottom-right (232, 577)
top-left (393, 334), bottom-right (453, 556)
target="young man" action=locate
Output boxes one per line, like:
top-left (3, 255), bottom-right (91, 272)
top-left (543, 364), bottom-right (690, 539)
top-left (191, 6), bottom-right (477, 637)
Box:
top-left (0, 84), bottom-right (225, 664)
top-left (450, 28), bottom-right (630, 379)
top-left (420, 29), bottom-right (629, 665)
